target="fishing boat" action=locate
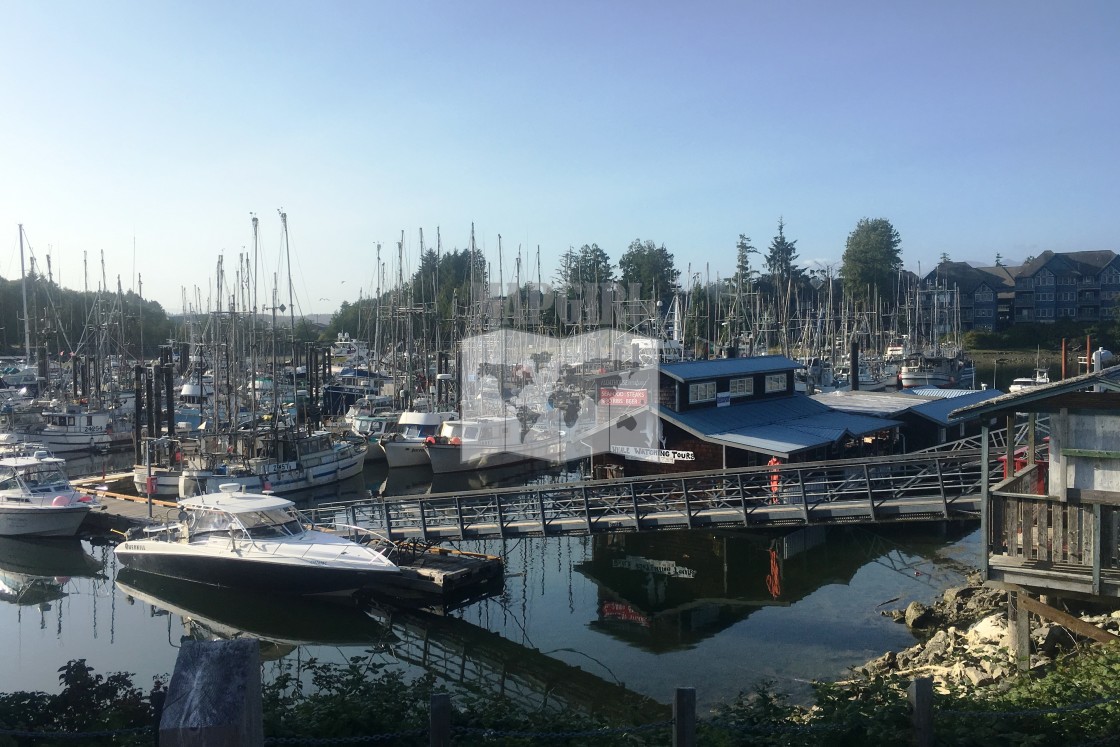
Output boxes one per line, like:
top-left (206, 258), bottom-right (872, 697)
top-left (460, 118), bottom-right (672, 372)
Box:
top-left (898, 346), bottom-right (973, 389)
top-left (424, 415), bottom-right (554, 474)
top-left (132, 437), bottom-right (185, 499)
top-left (178, 428), bottom-right (367, 497)
top-left (0, 451), bottom-right (96, 536)
top-left (37, 402), bottom-right (133, 454)
top-left (897, 283), bottom-right (974, 389)
top-left (114, 483), bottom-right (400, 596)
top-left (349, 410), bottom-right (400, 463)
top-left (381, 410), bottom-right (458, 468)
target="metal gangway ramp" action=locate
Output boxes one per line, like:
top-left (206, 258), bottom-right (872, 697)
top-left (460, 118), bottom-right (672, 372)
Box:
top-left (315, 449), bottom-right (995, 542)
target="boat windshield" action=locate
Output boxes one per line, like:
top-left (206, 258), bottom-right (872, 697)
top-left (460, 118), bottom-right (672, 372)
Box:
top-left (0, 463), bottom-right (70, 492)
top-left (239, 508), bottom-right (306, 538)
top-left (188, 507), bottom-right (305, 539)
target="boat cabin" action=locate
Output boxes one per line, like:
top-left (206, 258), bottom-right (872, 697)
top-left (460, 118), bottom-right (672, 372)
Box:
top-left (180, 492), bottom-right (305, 541)
top-left (0, 455), bottom-right (71, 495)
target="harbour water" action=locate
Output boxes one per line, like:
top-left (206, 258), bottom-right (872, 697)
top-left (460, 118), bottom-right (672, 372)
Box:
top-left (0, 454), bottom-right (981, 711)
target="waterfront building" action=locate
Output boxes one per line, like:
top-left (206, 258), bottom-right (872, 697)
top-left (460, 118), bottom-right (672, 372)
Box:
top-left (927, 249), bottom-right (1120, 333)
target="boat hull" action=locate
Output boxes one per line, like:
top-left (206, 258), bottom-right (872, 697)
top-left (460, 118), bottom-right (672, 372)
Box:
top-left (114, 547), bottom-right (398, 597)
top-left (179, 446), bottom-right (366, 497)
top-left (426, 444), bottom-right (538, 474)
top-left (38, 431), bottom-right (132, 454)
top-left (0, 505), bottom-right (91, 537)
top-left (383, 438), bottom-right (431, 468)
top-left (132, 466), bottom-right (183, 499)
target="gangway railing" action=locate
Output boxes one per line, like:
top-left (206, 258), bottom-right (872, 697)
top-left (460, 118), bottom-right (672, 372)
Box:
top-left (310, 449), bottom-right (998, 542)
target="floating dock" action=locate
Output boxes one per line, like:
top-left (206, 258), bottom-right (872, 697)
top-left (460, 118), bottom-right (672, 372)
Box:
top-left (72, 473), bottom-right (504, 607)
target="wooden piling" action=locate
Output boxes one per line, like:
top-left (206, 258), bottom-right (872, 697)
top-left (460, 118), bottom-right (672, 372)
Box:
top-left (159, 638), bottom-right (262, 746)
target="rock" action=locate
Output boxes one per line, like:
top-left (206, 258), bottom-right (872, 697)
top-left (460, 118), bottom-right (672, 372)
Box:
top-left (919, 630), bottom-right (950, 664)
top-left (963, 666), bottom-right (995, 687)
top-left (905, 602), bottom-right (935, 629)
top-left (1038, 624), bottom-right (1076, 656)
top-left (965, 614), bottom-right (1007, 646)
top-left (862, 650), bottom-right (896, 675)
top-left (943, 586), bottom-right (976, 606)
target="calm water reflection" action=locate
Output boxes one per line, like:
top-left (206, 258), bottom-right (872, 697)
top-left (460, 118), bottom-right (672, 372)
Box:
top-left (0, 456), bottom-right (981, 709)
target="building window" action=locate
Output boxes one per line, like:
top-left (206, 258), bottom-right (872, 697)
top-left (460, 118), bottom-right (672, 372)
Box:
top-left (764, 374), bottom-right (786, 393)
top-left (689, 382), bottom-right (716, 403)
top-left (729, 377), bottom-right (753, 396)
top-left (975, 290), bottom-right (994, 302)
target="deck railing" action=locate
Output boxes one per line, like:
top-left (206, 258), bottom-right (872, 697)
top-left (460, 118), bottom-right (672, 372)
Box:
top-left (988, 460), bottom-right (1120, 597)
top-left (311, 450), bottom-right (997, 541)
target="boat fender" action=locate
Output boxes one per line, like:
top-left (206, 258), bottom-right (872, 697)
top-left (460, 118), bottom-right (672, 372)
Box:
top-left (425, 436), bottom-right (436, 445)
top-left (51, 495), bottom-right (72, 507)
top-left (77, 494), bottom-right (93, 503)
top-left (450, 437), bottom-right (462, 445)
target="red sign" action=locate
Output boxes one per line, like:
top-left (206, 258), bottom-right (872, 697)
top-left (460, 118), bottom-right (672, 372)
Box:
top-left (599, 387), bottom-right (648, 406)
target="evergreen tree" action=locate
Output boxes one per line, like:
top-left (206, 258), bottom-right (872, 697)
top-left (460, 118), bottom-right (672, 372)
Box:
top-left (733, 234), bottom-right (758, 292)
top-left (841, 217), bottom-right (903, 305)
top-left (618, 239), bottom-right (680, 303)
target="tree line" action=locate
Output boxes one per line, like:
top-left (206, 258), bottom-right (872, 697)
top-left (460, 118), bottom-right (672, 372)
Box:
top-left (0, 273), bottom-right (174, 361)
top-left (324, 217), bottom-right (906, 345)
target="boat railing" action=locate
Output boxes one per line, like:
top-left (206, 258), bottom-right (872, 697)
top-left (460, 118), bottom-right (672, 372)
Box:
top-left (314, 520), bottom-right (398, 558)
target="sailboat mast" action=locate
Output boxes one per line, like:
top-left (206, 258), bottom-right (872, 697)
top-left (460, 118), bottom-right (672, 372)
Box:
top-left (18, 225), bottom-right (31, 362)
top-left (250, 214), bottom-right (260, 430)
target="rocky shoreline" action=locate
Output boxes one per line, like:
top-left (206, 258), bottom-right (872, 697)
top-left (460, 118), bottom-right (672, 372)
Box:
top-left (854, 572), bottom-right (1120, 691)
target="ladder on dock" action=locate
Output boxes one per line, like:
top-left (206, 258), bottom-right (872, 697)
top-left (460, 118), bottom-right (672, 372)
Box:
top-left (311, 449), bottom-right (996, 542)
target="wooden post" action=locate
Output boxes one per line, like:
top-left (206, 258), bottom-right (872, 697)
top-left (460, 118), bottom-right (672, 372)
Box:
top-left (430, 693), bottom-right (451, 747)
top-left (908, 677), bottom-right (933, 747)
top-left (673, 687), bottom-right (696, 747)
top-left (980, 423), bottom-right (990, 579)
top-left (1008, 590), bottom-right (1031, 672)
top-left (160, 639), bottom-right (262, 746)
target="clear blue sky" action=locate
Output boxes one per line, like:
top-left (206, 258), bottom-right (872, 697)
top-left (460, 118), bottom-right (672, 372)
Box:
top-left (2, 1), bottom-right (1117, 315)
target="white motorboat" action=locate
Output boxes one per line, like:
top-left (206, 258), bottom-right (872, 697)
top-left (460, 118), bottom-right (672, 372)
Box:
top-left (114, 483), bottom-right (400, 597)
top-left (381, 410), bottom-right (457, 468)
top-left (1008, 367), bottom-right (1051, 393)
top-left (0, 451), bottom-right (96, 536)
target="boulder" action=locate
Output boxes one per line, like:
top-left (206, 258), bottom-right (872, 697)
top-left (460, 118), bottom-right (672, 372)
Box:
top-left (965, 614), bottom-right (1007, 646)
top-left (905, 602), bottom-right (935, 629)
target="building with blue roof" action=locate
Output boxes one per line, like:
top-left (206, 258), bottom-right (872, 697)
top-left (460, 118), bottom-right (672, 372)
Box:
top-left (589, 356), bottom-right (903, 474)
